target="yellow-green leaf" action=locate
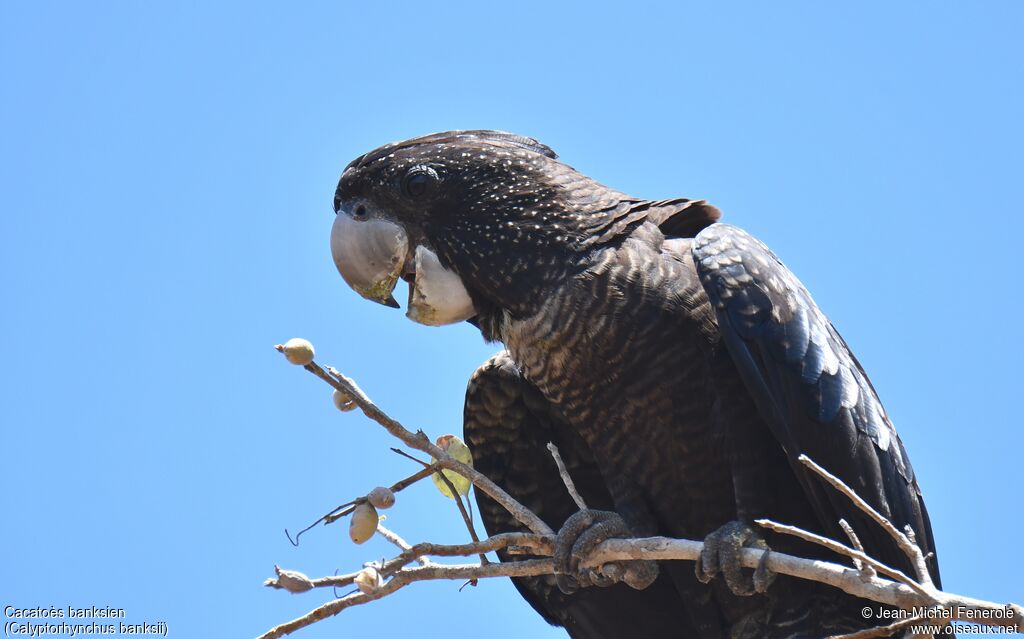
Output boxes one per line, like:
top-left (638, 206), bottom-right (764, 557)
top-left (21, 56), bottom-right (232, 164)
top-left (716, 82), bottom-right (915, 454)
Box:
top-left (431, 434), bottom-right (473, 498)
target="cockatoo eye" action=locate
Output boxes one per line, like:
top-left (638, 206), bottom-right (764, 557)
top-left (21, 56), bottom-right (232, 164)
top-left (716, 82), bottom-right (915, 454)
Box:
top-left (402, 166), bottom-right (438, 198)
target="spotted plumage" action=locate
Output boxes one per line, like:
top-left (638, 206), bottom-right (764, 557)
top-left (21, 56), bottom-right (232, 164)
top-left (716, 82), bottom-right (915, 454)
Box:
top-left (332, 130), bottom-right (942, 639)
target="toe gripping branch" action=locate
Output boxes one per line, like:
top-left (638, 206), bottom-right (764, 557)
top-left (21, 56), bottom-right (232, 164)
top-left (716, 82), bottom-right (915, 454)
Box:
top-left (695, 520), bottom-right (775, 596)
top-left (554, 509), bottom-right (660, 594)
top-left (544, 443), bottom-right (659, 595)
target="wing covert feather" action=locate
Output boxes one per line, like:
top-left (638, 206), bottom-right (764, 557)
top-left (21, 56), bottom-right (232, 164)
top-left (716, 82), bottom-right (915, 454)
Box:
top-left (691, 224), bottom-right (941, 587)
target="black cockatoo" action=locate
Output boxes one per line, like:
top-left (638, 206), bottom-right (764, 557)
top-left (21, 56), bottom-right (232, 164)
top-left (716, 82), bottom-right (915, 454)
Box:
top-left (330, 130), bottom-right (942, 638)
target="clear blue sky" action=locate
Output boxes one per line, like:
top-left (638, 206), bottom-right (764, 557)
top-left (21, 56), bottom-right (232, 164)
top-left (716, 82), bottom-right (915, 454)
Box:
top-left (2, 2), bottom-right (1021, 637)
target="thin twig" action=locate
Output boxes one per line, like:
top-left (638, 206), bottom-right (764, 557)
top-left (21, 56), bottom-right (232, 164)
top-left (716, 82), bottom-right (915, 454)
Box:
top-left (586, 537), bottom-right (1022, 633)
top-left (268, 352), bottom-right (1023, 639)
top-left (546, 442), bottom-right (588, 510)
top-left (286, 499), bottom-right (358, 546)
top-left (323, 465), bottom-right (436, 525)
top-left (257, 559), bottom-right (555, 639)
top-left (798, 455), bottom-right (934, 588)
top-left (838, 518), bottom-right (876, 580)
top-left (756, 518), bottom-right (932, 600)
top-left (388, 464), bottom-right (437, 492)
top-left (400, 533), bottom-right (554, 562)
top-left (263, 531), bottom-right (1022, 639)
top-left (271, 532), bottom-right (553, 594)
top-left (390, 445), bottom-right (488, 565)
top-left (376, 524), bottom-right (432, 566)
top-left (838, 519), bottom-right (864, 555)
top-left (438, 471), bottom-right (488, 566)
top-left (312, 362), bottom-right (551, 536)
top-left (266, 567), bottom-right (360, 591)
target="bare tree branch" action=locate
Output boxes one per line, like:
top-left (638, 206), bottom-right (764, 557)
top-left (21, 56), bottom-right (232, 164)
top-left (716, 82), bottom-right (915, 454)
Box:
top-left (321, 465), bottom-right (435, 526)
top-left (259, 559), bottom-right (555, 639)
top-left (546, 442), bottom-right (588, 510)
top-left (264, 347), bottom-right (1022, 639)
top-left (376, 524), bottom-right (432, 566)
top-left (798, 455), bottom-right (934, 588)
top-left (263, 531), bottom-right (1022, 638)
top-left (838, 518), bottom-right (876, 581)
top-left (754, 518), bottom-right (932, 600)
top-left (300, 359), bottom-right (552, 536)
top-left (388, 446), bottom-right (488, 565)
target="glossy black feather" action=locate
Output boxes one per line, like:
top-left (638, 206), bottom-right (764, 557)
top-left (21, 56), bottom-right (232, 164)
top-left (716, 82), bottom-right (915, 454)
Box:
top-left (463, 352), bottom-right (697, 639)
top-left (691, 223), bottom-right (941, 588)
top-left (337, 132), bottom-right (944, 638)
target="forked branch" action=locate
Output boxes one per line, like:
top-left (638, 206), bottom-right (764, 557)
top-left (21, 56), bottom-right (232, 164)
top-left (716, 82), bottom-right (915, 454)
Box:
top-left (262, 345), bottom-right (1022, 639)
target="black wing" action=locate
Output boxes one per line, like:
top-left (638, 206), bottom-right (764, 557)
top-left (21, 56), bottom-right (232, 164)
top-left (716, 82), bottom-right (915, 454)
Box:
top-left (691, 223), bottom-right (941, 587)
top-left (463, 352), bottom-right (695, 639)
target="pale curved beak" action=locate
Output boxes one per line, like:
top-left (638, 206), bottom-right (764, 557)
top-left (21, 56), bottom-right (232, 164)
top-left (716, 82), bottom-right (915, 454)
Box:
top-left (330, 209), bottom-right (408, 308)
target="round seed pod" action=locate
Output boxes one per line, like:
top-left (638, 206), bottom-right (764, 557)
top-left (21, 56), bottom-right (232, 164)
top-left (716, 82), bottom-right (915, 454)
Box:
top-left (367, 486), bottom-right (395, 509)
top-left (349, 502), bottom-right (378, 544)
top-left (354, 566), bottom-right (384, 594)
top-left (273, 566), bottom-right (314, 593)
top-left (281, 338), bottom-right (315, 365)
top-left (332, 389), bottom-right (357, 412)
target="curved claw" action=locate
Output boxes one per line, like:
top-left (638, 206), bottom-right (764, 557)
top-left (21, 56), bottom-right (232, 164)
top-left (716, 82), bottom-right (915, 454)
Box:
top-left (554, 509), bottom-right (659, 594)
top-left (695, 520), bottom-right (775, 596)
top-left (554, 510), bottom-right (602, 594)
